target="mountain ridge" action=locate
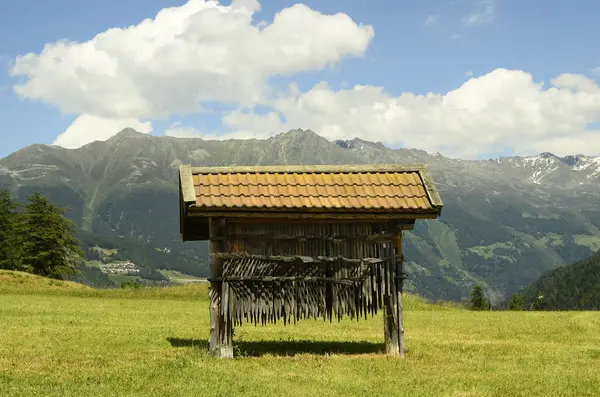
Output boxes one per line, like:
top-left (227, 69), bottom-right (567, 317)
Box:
top-left (4, 128), bottom-right (600, 173)
top-left (2, 128), bottom-right (599, 302)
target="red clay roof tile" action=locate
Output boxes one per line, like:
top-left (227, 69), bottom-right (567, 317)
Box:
top-left (190, 170), bottom-right (434, 212)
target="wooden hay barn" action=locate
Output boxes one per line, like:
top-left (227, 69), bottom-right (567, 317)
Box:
top-left (178, 164), bottom-right (443, 358)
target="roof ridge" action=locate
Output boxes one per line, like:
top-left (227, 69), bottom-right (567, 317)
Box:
top-left (189, 164), bottom-right (427, 175)
top-left (196, 182), bottom-right (424, 187)
top-left (196, 194), bottom-right (426, 198)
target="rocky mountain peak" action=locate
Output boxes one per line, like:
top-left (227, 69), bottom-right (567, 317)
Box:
top-left (274, 129), bottom-right (322, 141)
top-left (103, 128), bottom-right (149, 146)
top-left (335, 137), bottom-right (387, 151)
top-left (560, 155), bottom-right (581, 167)
top-left (538, 152), bottom-right (558, 160)
top-left (116, 127), bottom-right (144, 137)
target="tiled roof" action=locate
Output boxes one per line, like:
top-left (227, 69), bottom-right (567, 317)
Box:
top-left (180, 164), bottom-right (442, 213)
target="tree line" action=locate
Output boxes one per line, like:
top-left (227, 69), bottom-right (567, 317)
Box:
top-left (468, 284), bottom-right (545, 311)
top-left (519, 249), bottom-right (600, 310)
top-left (469, 248), bottom-right (600, 311)
top-left (0, 190), bottom-right (83, 279)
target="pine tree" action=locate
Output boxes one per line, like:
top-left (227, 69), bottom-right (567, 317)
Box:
top-left (0, 190), bottom-right (20, 270)
top-left (16, 192), bottom-right (83, 278)
top-left (469, 284), bottom-right (488, 311)
top-left (531, 295), bottom-right (545, 311)
top-left (508, 293), bottom-right (525, 311)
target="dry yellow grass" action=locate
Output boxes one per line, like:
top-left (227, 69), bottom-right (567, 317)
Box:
top-left (0, 270), bottom-right (90, 292)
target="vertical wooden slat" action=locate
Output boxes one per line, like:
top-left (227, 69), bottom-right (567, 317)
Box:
top-left (222, 280), bottom-right (233, 357)
top-left (383, 231), bottom-right (398, 356)
top-left (208, 218), bottom-right (233, 358)
top-left (214, 220), bottom-right (405, 347)
top-left (396, 230), bottom-right (405, 357)
top-left (208, 217), bottom-right (220, 356)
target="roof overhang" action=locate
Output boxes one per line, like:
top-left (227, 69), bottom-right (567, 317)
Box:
top-left (179, 164), bottom-right (443, 241)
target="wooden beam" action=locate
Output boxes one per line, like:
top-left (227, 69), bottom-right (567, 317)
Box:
top-left (181, 217), bottom-right (411, 242)
top-left (396, 232), bottom-right (405, 357)
top-left (208, 276), bottom-right (365, 286)
top-left (186, 210), bottom-right (439, 220)
top-left (209, 232), bottom-right (401, 242)
top-left (211, 252), bottom-right (387, 264)
top-left (417, 169), bottom-right (444, 210)
top-left (383, 244), bottom-right (399, 356)
top-left (208, 217), bottom-right (220, 356)
top-left (178, 179), bottom-right (185, 237)
top-left (383, 228), bottom-right (405, 357)
top-left (400, 219), bottom-right (415, 230)
top-left (179, 164), bottom-right (196, 203)
top-left (219, 218), bottom-right (406, 225)
top-left (208, 218), bottom-right (233, 358)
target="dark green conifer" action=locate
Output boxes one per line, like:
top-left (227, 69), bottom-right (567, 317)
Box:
top-left (0, 190), bottom-right (20, 270)
top-left (469, 284), bottom-right (488, 311)
top-left (508, 293), bottom-right (525, 311)
top-left (15, 192), bottom-right (83, 278)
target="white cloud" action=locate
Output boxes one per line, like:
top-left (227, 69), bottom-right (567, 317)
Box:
top-left (451, 33), bottom-right (462, 40)
top-left (53, 115), bottom-right (152, 148)
top-left (220, 69), bottom-right (600, 159)
top-left (166, 109), bottom-right (285, 140)
top-left (11, 0), bottom-right (374, 146)
top-left (221, 109), bottom-right (285, 137)
top-left (166, 122), bottom-right (266, 141)
top-left (462, 0), bottom-right (495, 26)
top-left (592, 66), bottom-right (600, 75)
top-left (10, 0), bottom-right (600, 159)
top-left (424, 14), bottom-right (440, 26)
top-left (165, 122), bottom-right (203, 138)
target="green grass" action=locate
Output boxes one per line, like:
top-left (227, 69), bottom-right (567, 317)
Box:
top-left (108, 273), bottom-right (143, 285)
top-left (1, 271), bottom-right (600, 396)
top-left (90, 245), bottom-right (118, 257)
top-left (158, 269), bottom-right (208, 284)
top-left (534, 233), bottom-right (564, 248)
top-left (575, 234), bottom-right (600, 251)
top-left (0, 270), bottom-right (91, 293)
top-left (468, 242), bottom-right (517, 262)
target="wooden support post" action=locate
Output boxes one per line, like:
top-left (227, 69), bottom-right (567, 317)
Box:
top-left (396, 232), bottom-right (405, 357)
top-left (208, 218), bottom-right (233, 358)
top-left (383, 239), bottom-right (399, 356)
top-left (383, 232), bottom-right (405, 357)
top-left (383, 292), bottom-right (398, 355)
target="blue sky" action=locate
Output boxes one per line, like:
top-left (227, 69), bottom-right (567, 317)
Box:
top-left (1, 0), bottom-right (600, 159)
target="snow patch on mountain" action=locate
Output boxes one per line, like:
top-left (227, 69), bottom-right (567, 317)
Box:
top-left (516, 153), bottom-right (600, 184)
top-left (570, 156), bottom-right (600, 178)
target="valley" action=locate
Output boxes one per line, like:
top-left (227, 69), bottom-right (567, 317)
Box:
top-left (1, 128), bottom-right (599, 301)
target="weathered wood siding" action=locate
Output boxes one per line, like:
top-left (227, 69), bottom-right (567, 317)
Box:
top-left (209, 221), bottom-right (401, 326)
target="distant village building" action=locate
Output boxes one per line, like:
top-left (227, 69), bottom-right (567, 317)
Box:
top-left (99, 261), bottom-right (140, 275)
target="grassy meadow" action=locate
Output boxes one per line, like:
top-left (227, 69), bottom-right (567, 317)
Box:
top-left (1, 270), bottom-right (600, 397)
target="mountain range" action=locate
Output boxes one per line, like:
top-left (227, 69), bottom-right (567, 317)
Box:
top-left (1, 128), bottom-right (599, 302)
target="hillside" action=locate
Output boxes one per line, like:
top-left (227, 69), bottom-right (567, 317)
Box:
top-left (521, 250), bottom-right (600, 310)
top-left (0, 270), bottom-right (91, 293)
top-left (2, 128), bottom-right (600, 301)
top-left (2, 276), bottom-right (600, 396)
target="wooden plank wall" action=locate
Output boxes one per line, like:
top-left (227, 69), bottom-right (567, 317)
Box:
top-left (209, 221), bottom-right (401, 327)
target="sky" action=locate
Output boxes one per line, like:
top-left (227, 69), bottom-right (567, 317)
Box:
top-left (1, 0), bottom-right (600, 160)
